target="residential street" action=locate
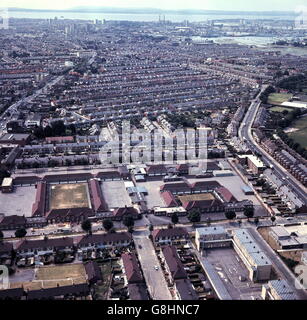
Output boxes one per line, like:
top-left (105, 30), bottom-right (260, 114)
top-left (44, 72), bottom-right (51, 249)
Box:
top-left (133, 230), bottom-right (173, 300)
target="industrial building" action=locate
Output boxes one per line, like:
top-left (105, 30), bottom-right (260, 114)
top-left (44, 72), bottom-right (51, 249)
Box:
top-left (232, 229), bottom-right (272, 282)
top-left (195, 226), bottom-right (232, 250)
top-left (261, 279), bottom-right (297, 300)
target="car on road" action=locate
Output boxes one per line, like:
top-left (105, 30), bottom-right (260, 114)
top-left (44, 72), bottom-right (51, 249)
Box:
top-left (154, 266), bottom-right (159, 270)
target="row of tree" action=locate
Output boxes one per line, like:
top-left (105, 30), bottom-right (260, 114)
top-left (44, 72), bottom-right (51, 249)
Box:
top-left (33, 120), bottom-right (76, 139)
top-left (81, 215), bottom-right (135, 235)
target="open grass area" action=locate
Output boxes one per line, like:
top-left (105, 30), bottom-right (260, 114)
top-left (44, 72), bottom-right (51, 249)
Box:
top-left (178, 192), bottom-right (215, 203)
top-left (287, 116), bottom-right (307, 150)
top-left (35, 264), bottom-right (87, 282)
top-left (267, 93), bottom-right (292, 106)
top-left (93, 261), bottom-right (113, 300)
top-left (10, 264), bottom-right (87, 290)
top-left (270, 106), bottom-right (293, 113)
top-left (49, 183), bottom-right (90, 210)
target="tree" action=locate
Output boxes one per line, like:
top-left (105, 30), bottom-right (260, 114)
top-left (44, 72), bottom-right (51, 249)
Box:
top-left (254, 217), bottom-right (259, 225)
top-left (128, 226), bottom-right (134, 234)
top-left (102, 219), bottom-right (113, 232)
top-left (271, 216), bottom-right (276, 225)
top-left (243, 206), bottom-right (254, 221)
top-left (81, 219), bottom-right (92, 235)
top-left (225, 210), bottom-right (236, 220)
top-left (15, 228), bottom-right (27, 238)
top-left (123, 215), bottom-right (135, 229)
top-left (188, 209), bottom-right (201, 224)
top-left (206, 217), bottom-right (212, 227)
top-left (171, 213), bottom-right (179, 225)
top-left (148, 224), bottom-right (154, 232)
top-left (0, 230), bottom-right (3, 242)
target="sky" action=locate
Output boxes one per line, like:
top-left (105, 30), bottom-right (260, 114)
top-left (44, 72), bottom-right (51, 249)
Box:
top-left (1, 0), bottom-right (306, 12)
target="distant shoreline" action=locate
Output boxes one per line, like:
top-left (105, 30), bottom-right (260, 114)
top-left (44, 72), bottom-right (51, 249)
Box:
top-left (7, 7), bottom-right (298, 17)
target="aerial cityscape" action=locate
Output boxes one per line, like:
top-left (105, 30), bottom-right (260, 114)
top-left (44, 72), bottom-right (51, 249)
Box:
top-left (0, 1), bottom-right (307, 306)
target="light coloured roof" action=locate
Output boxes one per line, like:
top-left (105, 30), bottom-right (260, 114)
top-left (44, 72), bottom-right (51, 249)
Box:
top-left (196, 226), bottom-right (227, 236)
top-left (269, 280), bottom-right (297, 300)
top-left (1, 177), bottom-right (13, 187)
top-left (271, 226), bottom-right (291, 238)
top-left (233, 229), bottom-right (272, 267)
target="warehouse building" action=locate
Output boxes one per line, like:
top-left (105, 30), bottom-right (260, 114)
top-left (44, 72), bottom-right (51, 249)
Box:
top-left (232, 229), bottom-right (272, 282)
top-left (195, 226), bottom-right (232, 250)
top-left (261, 279), bottom-right (297, 300)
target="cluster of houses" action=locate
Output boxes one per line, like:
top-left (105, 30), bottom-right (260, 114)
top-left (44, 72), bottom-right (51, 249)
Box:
top-left (159, 180), bottom-right (253, 215)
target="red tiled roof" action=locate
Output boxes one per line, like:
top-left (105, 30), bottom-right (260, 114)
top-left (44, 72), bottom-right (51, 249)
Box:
top-left (32, 182), bottom-right (46, 216)
top-left (176, 164), bottom-right (189, 172)
top-left (190, 181), bottom-right (221, 191)
top-left (0, 242), bottom-right (13, 254)
top-left (215, 187), bottom-right (237, 203)
top-left (15, 237), bottom-right (73, 251)
top-left (160, 182), bottom-right (191, 193)
top-left (43, 173), bottom-right (92, 182)
top-left (112, 207), bottom-right (139, 218)
top-left (161, 191), bottom-right (178, 207)
top-left (121, 253), bottom-right (144, 284)
top-left (76, 232), bottom-right (132, 246)
top-left (0, 215), bottom-right (27, 227)
top-left (45, 136), bottom-right (74, 143)
top-left (46, 207), bottom-right (94, 220)
top-left (84, 261), bottom-right (102, 283)
top-left (162, 245), bottom-right (187, 280)
top-left (152, 227), bottom-right (189, 241)
top-left (13, 176), bottom-right (41, 185)
top-left (182, 199), bottom-right (223, 211)
top-left (88, 179), bottom-right (108, 212)
top-left (95, 171), bottom-right (121, 179)
top-left (147, 164), bottom-right (167, 174)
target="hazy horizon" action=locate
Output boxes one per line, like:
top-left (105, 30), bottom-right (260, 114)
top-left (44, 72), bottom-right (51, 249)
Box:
top-left (1, 0), bottom-right (307, 12)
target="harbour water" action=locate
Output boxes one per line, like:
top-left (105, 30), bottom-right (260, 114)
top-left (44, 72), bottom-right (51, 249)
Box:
top-left (8, 10), bottom-right (297, 22)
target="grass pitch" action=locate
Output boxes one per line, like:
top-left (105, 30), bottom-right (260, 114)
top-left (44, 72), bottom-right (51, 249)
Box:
top-left (35, 264), bottom-right (87, 282)
top-left (178, 193), bottom-right (215, 203)
top-left (267, 93), bottom-right (292, 106)
top-left (49, 183), bottom-right (90, 210)
top-left (287, 116), bottom-right (307, 150)
top-left (10, 264), bottom-right (87, 290)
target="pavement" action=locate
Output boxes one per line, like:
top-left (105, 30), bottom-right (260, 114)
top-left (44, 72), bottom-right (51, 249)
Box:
top-left (133, 230), bottom-right (173, 300)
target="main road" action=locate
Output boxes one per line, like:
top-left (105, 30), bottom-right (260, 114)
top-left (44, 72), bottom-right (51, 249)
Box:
top-left (0, 75), bottom-right (65, 136)
top-left (238, 86), bottom-right (307, 206)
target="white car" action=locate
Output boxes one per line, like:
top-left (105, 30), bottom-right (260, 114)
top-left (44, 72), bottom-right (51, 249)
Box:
top-left (154, 266), bottom-right (159, 271)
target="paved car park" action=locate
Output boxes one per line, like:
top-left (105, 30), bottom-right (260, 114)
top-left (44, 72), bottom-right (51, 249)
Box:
top-left (0, 186), bottom-right (36, 217)
top-left (101, 180), bottom-right (132, 208)
top-left (204, 247), bottom-right (263, 300)
top-left (135, 180), bottom-right (165, 209)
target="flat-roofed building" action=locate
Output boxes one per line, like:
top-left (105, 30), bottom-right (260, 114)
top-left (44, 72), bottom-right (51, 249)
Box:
top-left (1, 177), bottom-right (13, 193)
top-left (195, 226), bottom-right (231, 250)
top-left (269, 226), bottom-right (306, 250)
top-left (262, 279), bottom-right (297, 300)
top-left (237, 155), bottom-right (265, 175)
top-left (232, 229), bottom-right (272, 282)
top-left (269, 226), bottom-right (291, 244)
top-left (153, 206), bottom-right (186, 216)
top-left (246, 155), bottom-right (266, 175)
